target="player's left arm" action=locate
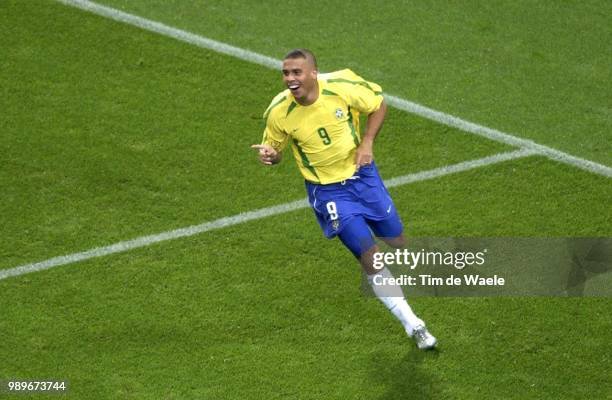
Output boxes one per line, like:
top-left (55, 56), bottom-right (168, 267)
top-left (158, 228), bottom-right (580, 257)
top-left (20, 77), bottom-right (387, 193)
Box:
top-left (355, 99), bottom-right (386, 167)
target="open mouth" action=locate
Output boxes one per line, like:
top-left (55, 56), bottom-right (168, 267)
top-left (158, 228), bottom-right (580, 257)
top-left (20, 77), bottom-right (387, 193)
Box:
top-left (288, 83), bottom-right (300, 92)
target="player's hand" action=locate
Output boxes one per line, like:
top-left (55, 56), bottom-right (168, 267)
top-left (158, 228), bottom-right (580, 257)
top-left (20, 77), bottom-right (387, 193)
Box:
top-left (251, 144), bottom-right (279, 165)
top-left (354, 141), bottom-right (374, 169)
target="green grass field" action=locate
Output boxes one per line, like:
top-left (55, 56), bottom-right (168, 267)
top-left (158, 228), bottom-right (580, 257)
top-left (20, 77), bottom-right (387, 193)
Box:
top-left (1, 1), bottom-right (610, 399)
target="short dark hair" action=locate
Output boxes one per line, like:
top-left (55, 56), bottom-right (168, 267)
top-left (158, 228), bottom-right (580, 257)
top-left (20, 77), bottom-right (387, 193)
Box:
top-left (283, 48), bottom-right (317, 69)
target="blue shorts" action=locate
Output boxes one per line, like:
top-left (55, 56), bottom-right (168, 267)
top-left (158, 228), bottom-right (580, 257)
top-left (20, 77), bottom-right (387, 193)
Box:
top-left (305, 162), bottom-right (403, 256)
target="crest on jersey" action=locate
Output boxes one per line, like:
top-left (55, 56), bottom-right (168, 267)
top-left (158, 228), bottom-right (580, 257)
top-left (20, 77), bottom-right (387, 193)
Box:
top-left (332, 220), bottom-right (340, 230)
top-left (335, 108), bottom-right (344, 119)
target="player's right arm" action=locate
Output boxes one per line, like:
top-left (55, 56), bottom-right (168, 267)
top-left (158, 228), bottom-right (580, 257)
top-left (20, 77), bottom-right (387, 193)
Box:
top-left (252, 94), bottom-right (290, 166)
top-left (251, 143), bottom-right (282, 165)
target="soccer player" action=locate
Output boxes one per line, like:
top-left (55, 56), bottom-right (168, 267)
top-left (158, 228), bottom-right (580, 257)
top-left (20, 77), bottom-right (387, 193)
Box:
top-left (252, 49), bottom-right (436, 350)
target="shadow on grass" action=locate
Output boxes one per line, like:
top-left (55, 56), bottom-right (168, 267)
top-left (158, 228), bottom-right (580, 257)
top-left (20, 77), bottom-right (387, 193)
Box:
top-left (370, 347), bottom-right (445, 400)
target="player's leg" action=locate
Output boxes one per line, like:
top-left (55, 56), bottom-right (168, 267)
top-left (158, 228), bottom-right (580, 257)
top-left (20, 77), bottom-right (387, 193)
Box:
top-left (306, 179), bottom-right (436, 348)
top-left (380, 233), bottom-right (406, 249)
top-left (355, 162), bottom-right (406, 248)
top-left (333, 216), bottom-right (376, 272)
top-left (368, 209), bottom-right (406, 249)
top-left (365, 211), bottom-right (437, 349)
top-left (337, 217), bottom-right (435, 349)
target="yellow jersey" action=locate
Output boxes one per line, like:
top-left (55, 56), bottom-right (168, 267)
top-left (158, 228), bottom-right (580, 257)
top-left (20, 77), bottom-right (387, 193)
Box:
top-left (261, 69), bottom-right (383, 184)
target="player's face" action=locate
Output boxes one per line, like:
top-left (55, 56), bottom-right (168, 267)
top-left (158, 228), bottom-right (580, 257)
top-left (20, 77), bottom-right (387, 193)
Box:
top-left (282, 57), bottom-right (318, 103)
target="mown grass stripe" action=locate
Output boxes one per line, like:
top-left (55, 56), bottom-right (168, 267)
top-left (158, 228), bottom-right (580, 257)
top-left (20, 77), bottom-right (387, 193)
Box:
top-left (55, 0), bottom-right (612, 178)
top-left (0, 149), bottom-right (536, 281)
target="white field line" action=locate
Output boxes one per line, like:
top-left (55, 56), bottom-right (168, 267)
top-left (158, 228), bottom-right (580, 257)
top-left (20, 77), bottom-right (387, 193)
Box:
top-left (385, 96), bottom-right (612, 178)
top-left (0, 149), bottom-right (536, 281)
top-left (384, 148), bottom-right (537, 187)
top-left (56, 0), bottom-right (612, 178)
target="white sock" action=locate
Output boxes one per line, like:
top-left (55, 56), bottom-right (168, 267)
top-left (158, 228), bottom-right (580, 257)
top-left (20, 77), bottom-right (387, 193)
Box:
top-left (367, 268), bottom-right (424, 336)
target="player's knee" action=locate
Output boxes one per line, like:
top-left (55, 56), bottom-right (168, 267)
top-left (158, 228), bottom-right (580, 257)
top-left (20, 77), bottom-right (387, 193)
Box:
top-left (383, 233), bottom-right (406, 249)
top-left (359, 244), bottom-right (381, 275)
